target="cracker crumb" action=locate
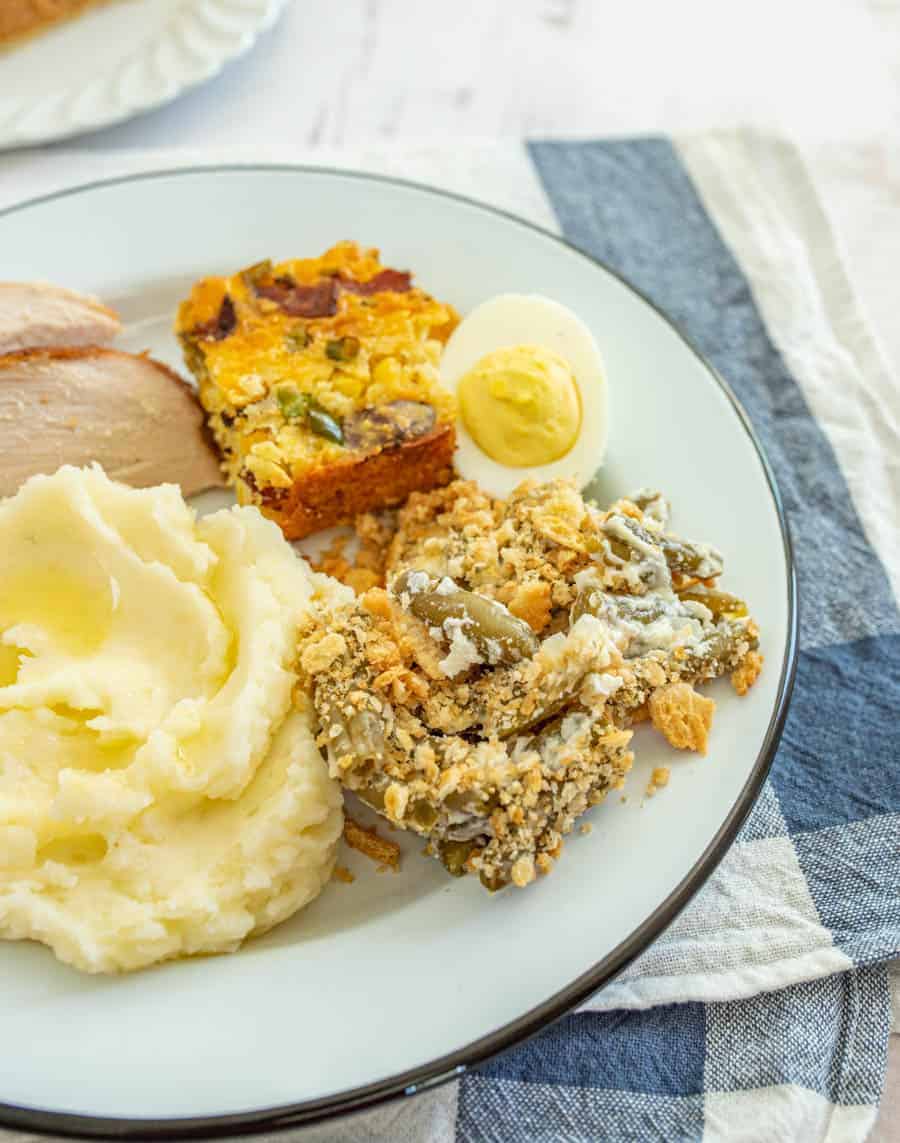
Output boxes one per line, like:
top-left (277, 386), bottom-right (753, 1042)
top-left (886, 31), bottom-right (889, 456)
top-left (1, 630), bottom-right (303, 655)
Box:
top-left (343, 815), bottom-right (401, 869)
top-left (731, 650), bottom-right (764, 696)
top-left (344, 567), bottom-right (382, 595)
top-left (301, 476), bottom-right (760, 890)
top-left (579, 822), bottom-right (593, 836)
top-left (645, 766), bottom-right (671, 797)
top-left (511, 855), bottom-right (536, 888)
top-left (311, 533), bottom-right (352, 583)
top-left (507, 580), bottom-right (553, 633)
top-left (649, 683), bottom-right (715, 754)
top-left (300, 632), bottom-right (347, 674)
top-left (360, 587), bottom-right (392, 619)
top-left (310, 513), bottom-right (395, 595)
top-left (384, 782), bottom-right (410, 822)
top-left (332, 865), bottom-right (355, 884)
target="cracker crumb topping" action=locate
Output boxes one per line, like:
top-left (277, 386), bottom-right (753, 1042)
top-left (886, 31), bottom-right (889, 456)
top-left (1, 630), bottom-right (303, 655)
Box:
top-left (300, 478), bottom-right (761, 889)
top-left (645, 766), bottom-right (671, 797)
top-left (731, 650), bottom-right (764, 696)
top-left (343, 815), bottom-right (401, 870)
top-left (649, 683), bottom-right (716, 754)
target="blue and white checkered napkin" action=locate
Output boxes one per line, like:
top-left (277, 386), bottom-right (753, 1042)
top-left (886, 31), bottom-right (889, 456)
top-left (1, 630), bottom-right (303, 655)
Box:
top-left (453, 138), bottom-right (900, 1143)
top-left (2, 133), bottom-right (897, 1143)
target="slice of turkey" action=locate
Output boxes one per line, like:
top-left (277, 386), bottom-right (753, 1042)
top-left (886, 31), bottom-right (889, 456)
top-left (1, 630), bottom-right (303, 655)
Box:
top-left (0, 282), bottom-right (121, 353)
top-left (0, 347), bottom-right (225, 498)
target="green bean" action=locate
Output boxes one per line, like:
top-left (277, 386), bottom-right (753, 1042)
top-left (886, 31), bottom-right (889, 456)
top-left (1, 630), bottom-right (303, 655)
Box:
top-left (660, 536), bottom-right (723, 578)
top-left (410, 800), bottom-right (439, 830)
top-left (493, 687), bottom-right (582, 741)
top-left (323, 706), bottom-right (384, 766)
top-left (444, 789), bottom-right (499, 816)
top-left (628, 489), bottom-right (670, 525)
top-left (678, 587), bottom-right (748, 620)
top-left (570, 585), bottom-right (605, 625)
top-left (571, 586), bottom-right (666, 626)
top-left (480, 869), bottom-right (507, 892)
top-left (392, 571), bottom-right (538, 664)
top-left (349, 709), bottom-right (385, 759)
top-left (604, 513), bottom-right (723, 579)
top-left (440, 839), bottom-right (478, 877)
top-left (357, 786), bottom-right (386, 813)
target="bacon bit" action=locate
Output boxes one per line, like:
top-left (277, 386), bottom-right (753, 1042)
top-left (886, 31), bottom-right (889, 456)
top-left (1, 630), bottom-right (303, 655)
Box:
top-left (253, 268), bottom-right (411, 318)
top-left (343, 815), bottom-right (401, 869)
top-left (194, 295), bottom-right (236, 340)
top-left (332, 865), bottom-right (355, 884)
top-left (338, 269), bottom-right (412, 296)
top-left (239, 467), bottom-right (289, 506)
top-left (256, 277), bottom-right (340, 317)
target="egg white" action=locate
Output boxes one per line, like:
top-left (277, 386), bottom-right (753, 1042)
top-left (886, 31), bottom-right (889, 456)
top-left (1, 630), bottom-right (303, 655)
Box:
top-left (441, 294), bottom-right (608, 498)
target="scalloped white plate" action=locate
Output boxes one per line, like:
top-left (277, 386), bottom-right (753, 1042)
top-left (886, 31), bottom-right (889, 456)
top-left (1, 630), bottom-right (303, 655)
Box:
top-left (0, 0), bottom-right (287, 148)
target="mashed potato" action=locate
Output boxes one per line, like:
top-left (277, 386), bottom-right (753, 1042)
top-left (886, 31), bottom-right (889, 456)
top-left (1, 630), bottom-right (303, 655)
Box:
top-left (0, 465), bottom-right (347, 973)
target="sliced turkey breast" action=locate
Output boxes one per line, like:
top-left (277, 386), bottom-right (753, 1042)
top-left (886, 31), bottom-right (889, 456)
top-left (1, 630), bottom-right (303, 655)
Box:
top-left (0, 347), bottom-right (225, 498)
top-left (0, 282), bottom-right (121, 353)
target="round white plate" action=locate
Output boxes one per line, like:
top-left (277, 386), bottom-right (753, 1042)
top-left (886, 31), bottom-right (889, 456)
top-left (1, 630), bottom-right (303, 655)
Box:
top-left (0, 167), bottom-right (797, 1136)
top-left (0, 0), bottom-right (286, 149)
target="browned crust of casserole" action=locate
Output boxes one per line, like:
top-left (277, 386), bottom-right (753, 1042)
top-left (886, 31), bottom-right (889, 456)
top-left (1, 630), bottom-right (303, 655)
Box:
top-left (253, 421), bottom-right (456, 540)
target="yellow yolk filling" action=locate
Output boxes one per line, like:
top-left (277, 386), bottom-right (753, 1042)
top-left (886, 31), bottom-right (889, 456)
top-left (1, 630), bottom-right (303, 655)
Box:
top-left (457, 345), bottom-right (582, 467)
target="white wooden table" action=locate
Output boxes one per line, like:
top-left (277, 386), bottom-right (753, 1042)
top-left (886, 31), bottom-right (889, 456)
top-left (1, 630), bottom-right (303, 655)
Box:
top-left (71, 0), bottom-right (899, 149)
top-left (9, 0), bottom-right (900, 1136)
top-left (71, 0), bottom-right (900, 382)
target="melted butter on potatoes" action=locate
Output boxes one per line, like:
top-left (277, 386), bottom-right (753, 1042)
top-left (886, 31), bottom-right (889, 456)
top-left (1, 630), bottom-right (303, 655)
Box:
top-left (0, 466), bottom-right (346, 973)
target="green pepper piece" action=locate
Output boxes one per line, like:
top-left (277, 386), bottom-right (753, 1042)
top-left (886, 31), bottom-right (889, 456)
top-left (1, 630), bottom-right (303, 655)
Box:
top-left (284, 326), bottom-right (309, 352)
top-left (276, 386), bottom-right (311, 421)
top-left (307, 403), bottom-right (344, 444)
top-left (325, 336), bottom-right (360, 362)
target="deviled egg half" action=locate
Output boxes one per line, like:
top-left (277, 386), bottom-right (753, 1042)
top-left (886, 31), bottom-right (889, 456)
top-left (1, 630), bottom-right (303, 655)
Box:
top-left (440, 294), bottom-right (608, 497)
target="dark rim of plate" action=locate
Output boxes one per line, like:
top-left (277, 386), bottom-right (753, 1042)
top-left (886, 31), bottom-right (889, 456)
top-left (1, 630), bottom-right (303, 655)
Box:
top-left (0, 165), bottom-right (800, 1141)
